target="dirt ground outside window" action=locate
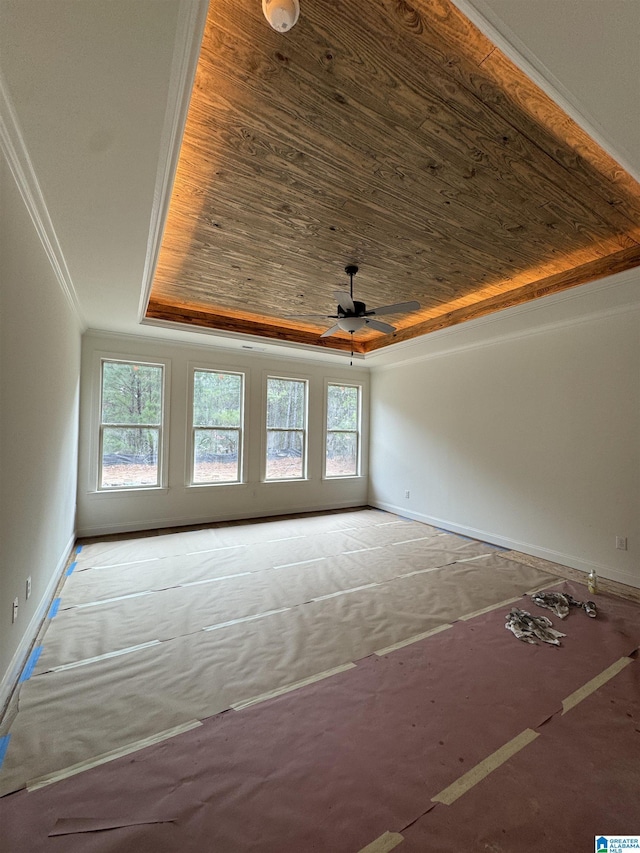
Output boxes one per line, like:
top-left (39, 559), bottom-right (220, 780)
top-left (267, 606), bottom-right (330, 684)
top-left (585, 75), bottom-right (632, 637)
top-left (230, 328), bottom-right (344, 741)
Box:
top-left (102, 456), bottom-right (356, 487)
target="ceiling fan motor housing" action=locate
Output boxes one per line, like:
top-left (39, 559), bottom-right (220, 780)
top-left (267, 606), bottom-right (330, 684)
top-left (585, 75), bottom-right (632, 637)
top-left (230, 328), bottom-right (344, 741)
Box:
top-left (339, 299), bottom-right (367, 318)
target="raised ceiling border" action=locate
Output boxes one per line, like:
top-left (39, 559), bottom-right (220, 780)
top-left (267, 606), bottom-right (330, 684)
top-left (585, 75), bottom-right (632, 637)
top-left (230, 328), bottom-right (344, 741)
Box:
top-left (137, 0), bottom-right (210, 325)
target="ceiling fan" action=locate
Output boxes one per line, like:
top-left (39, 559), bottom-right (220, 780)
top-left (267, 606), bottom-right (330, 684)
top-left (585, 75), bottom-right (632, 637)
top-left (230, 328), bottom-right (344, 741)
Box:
top-left (318, 265), bottom-right (420, 338)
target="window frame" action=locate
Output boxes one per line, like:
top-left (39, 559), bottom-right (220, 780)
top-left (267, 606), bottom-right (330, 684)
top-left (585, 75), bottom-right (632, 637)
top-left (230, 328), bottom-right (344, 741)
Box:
top-left (96, 356), bottom-right (168, 492)
top-left (263, 374), bottom-right (309, 482)
top-left (188, 366), bottom-right (246, 487)
top-left (323, 381), bottom-right (362, 479)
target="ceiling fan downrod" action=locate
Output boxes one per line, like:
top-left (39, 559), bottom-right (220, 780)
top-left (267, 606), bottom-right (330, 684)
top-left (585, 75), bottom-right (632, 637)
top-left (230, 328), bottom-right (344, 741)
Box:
top-left (345, 264), bottom-right (358, 300)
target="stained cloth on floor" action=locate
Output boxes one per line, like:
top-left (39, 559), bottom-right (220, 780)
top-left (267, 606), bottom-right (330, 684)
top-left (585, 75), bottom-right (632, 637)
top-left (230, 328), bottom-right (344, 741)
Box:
top-left (530, 591), bottom-right (597, 619)
top-left (505, 608), bottom-right (566, 645)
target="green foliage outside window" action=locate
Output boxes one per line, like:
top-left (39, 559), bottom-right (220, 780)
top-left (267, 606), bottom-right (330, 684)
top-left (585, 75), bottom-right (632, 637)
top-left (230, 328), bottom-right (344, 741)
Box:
top-left (193, 371), bottom-right (243, 482)
top-left (102, 362), bottom-right (162, 426)
top-left (100, 360), bottom-right (164, 487)
top-left (327, 384), bottom-right (358, 430)
top-left (194, 371), bottom-right (242, 428)
top-left (326, 384), bottom-right (360, 476)
top-left (266, 377), bottom-right (306, 478)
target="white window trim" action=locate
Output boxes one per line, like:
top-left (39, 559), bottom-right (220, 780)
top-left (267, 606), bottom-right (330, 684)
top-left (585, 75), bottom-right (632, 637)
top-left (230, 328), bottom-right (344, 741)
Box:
top-left (91, 353), bottom-right (171, 493)
top-left (323, 380), bottom-right (362, 479)
top-left (187, 364), bottom-right (247, 487)
top-left (262, 371), bottom-right (309, 482)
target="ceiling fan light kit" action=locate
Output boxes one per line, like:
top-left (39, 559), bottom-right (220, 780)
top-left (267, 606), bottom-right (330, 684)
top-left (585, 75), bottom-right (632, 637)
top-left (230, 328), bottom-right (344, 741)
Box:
top-left (337, 316), bottom-right (366, 333)
top-left (262, 0), bottom-right (300, 32)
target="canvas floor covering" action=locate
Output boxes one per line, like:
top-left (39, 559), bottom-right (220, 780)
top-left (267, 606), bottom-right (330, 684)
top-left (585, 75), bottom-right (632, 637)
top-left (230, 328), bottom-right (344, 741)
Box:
top-left (1, 509), bottom-right (638, 851)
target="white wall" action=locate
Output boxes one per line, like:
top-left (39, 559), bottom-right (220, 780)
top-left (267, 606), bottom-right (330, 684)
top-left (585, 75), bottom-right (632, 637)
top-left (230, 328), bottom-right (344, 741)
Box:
top-left (0, 154), bottom-right (81, 693)
top-left (78, 332), bottom-right (369, 536)
top-left (369, 273), bottom-right (640, 588)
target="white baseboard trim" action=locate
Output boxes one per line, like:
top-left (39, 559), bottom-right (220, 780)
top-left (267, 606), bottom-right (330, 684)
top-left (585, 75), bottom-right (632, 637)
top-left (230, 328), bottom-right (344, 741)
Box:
top-left (371, 500), bottom-right (639, 590)
top-left (75, 500), bottom-right (368, 538)
top-left (0, 533), bottom-right (76, 715)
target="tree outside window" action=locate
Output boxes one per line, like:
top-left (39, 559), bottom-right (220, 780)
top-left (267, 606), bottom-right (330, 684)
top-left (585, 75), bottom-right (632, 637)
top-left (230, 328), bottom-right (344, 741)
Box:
top-left (266, 377), bottom-right (307, 480)
top-left (192, 370), bottom-right (244, 484)
top-left (326, 383), bottom-right (360, 477)
top-left (100, 360), bottom-right (163, 488)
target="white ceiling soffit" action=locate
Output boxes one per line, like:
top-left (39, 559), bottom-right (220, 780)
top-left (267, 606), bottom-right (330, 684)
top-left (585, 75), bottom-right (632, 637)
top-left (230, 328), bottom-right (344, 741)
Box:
top-left (1, 0), bottom-right (638, 362)
top-left (0, 0), bottom-right (206, 334)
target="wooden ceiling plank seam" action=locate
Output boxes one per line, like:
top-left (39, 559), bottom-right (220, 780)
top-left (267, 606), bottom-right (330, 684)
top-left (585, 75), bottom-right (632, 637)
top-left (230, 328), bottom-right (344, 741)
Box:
top-left (379, 0), bottom-right (640, 226)
top-left (170, 105), bottom-right (616, 272)
top-left (305, 0), bottom-right (640, 231)
top-left (187, 87), bottom-right (619, 262)
top-left (206, 0), bottom-right (640, 242)
top-left (149, 0), bottom-right (640, 350)
top-left (165, 153), bottom-right (572, 278)
top-left (195, 118), bottom-right (624, 262)
top-left (363, 244), bottom-right (640, 352)
top-left (476, 47), bottom-right (640, 229)
top-left (154, 204), bottom-right (556, 320)
top-left (204, 1), bottom-right (433, 134)
top-left (194, 23), bottom-right (629, 251)
top-left (145, 299), bottom-right (370, 352)
top-left (154, 222), bottom-right (514, 309)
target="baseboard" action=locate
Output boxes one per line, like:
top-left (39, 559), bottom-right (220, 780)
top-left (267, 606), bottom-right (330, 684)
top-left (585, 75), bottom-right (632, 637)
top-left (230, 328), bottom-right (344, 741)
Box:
top-left (371, 500), bottom-right (639, 590)
top-left (0, 533), bottom-right (76, 715)
top-left (75, 499), bottom-right (368, 538)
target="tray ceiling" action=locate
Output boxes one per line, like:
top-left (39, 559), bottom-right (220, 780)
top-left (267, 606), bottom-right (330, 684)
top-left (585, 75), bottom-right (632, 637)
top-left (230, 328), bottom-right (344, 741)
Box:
top-left (146, 0), bottom-right (640, 353)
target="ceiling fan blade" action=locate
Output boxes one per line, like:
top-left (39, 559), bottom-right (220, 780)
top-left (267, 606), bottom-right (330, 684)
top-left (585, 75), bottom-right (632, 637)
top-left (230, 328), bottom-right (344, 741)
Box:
top-left (365, 318), bottom-right (396, 334)
top-left (334, 290), bottom-right (355, 313)
top-left (282, 314), bottom-right (337, 319)
top-left (320, 323), bottom-right (343, 338)
top-left (366, 300), bottom-right (420, 317)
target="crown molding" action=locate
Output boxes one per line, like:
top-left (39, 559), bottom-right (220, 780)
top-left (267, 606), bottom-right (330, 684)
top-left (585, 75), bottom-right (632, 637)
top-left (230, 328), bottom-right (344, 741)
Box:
top-left (137, 0), bottom-right (210, 324)
top-left (84, 324), bottom-right (368, 370)
top-left (0, 70), bottom-right (85, 328)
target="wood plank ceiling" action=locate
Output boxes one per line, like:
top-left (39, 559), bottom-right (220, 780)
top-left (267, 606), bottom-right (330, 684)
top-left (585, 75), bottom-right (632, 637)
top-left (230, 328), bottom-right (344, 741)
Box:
top-left (146, 0), bottom-right (640, 353)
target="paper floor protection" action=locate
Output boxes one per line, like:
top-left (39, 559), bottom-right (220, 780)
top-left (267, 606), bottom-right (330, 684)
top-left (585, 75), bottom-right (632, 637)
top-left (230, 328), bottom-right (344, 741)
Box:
top-left (1, 511), bottom-right (556, 797)
top-left (0, 581), bottom-right (638, 852)
top-left (399, 650), bottom-right (640, 853)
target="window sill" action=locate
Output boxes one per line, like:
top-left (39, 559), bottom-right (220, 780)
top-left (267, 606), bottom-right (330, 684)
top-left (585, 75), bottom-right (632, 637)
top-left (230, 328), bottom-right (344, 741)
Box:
top-left (323, 474), bottom-right (364, 481)
top-left (263, 477), bottom-right (309, 484)
top-left (185, 481), bottom-right (247, 489)
top-left (87, 486), bottom-right (169, 497)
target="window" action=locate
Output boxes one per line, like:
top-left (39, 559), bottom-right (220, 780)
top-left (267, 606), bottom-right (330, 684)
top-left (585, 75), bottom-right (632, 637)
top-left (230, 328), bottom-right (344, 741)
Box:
top-left (192, 369), bottom-right (244, 484)
top-left (99, 360), bottom-right (164, 489)
top-left (265, 377), bottom-right (307, 480)
top-left (325, 383), bottom-right (361, 477)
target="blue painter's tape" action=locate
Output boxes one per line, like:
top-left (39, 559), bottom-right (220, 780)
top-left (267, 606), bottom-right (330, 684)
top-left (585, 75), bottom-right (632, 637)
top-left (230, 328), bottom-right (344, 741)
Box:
top-left (19, 646), bottom-right (43, 682)
top-left (48, 598), bottom-right (61, 619)
top-left (66, 561), bottom-right (77, 576)
top-left (0, 735), bottom-right (10, 769)
top-left (76, 544), bottom-right (83, 553)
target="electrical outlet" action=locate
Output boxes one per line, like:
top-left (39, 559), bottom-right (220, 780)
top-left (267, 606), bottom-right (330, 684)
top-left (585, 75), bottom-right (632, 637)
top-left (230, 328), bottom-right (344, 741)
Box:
top-left (26, 576), bottom-right (32, 599)
top-left (616, 536), bottom-right (627, 551)
top-left (12, 598), bottom-right (19, 623)
top-left (404, 490), bottom-right (410, 499)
